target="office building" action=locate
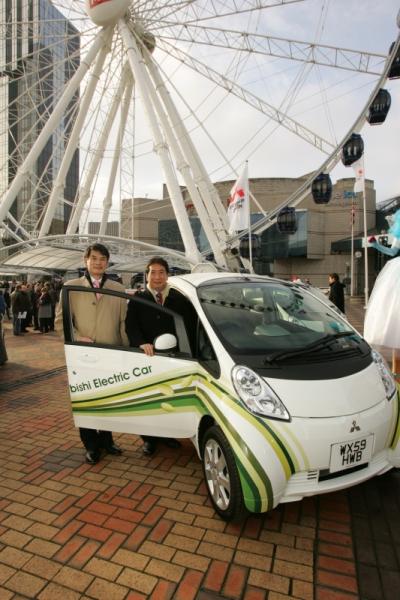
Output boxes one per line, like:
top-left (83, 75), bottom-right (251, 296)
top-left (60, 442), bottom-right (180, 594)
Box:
top-left (0, 0), bottom-right (79, 238)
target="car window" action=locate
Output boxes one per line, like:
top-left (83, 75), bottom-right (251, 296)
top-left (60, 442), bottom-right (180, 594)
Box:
top-left (196, 319), bottom-right (220, 378)
top-left (61, 286), bottom-right (194, 357)
top-left (198, 281), bottom-right (354, 355)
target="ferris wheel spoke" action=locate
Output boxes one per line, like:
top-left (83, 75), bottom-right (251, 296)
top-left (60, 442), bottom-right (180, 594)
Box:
top-left (40, 30), bottom-right (113, 236)
top-left (67, 59), bottom-right (130, 235)
top-left (153, 0), bottom-right (306, 26)
top-left (136, 0), bottom-right (195, 24)
top-left (157, 24), bottom-right (386, 76)
top-left (100, 73), bottom-right (134, 236)
top-left (159, 39), bottom-right (335, 154)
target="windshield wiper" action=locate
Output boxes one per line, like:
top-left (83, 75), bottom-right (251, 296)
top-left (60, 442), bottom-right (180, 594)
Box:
top-left (264, 331), bottom-right (356, 364)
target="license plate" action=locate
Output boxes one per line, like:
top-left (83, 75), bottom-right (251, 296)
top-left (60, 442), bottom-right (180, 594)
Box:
top-left (329, 434), bottom-right (374, 473)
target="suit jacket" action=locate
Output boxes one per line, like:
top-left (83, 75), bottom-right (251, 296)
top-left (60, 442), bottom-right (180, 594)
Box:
top-left (55, 275), bottom-right (129, 346)
top-left (328, 281), bottom-right (345, 313)
top-left (125, 287), bottom-right (196, 351)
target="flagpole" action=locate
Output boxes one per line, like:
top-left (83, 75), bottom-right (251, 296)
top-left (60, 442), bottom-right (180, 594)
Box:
top-left (350, 200), bottom-right (354, 297)
top-left (246, 161), bottom-right (253, 272)
top-left (362, 175), bottom-right (369, 306)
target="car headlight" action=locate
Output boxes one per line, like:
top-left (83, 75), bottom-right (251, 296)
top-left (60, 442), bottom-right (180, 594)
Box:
top-left (372, 350), bottom-right (397, 400)
top-left (231, 365), bottom-right (290, 421)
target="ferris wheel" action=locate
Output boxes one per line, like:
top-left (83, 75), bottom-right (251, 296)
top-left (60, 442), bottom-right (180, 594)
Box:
top-left (0, 0), bottom-right (399, 272)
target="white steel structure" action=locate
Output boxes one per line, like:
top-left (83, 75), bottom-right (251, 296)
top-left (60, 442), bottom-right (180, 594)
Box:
top-left (0, 0), bottom-right (399, 273)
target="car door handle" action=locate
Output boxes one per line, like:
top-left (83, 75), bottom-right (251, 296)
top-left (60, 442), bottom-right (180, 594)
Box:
top-left (79, 354), bottom-right (99, 363)
top-left (161, 402), bottom-right (175, 412)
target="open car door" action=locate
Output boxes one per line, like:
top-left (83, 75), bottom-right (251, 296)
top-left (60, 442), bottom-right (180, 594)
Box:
top-left (62, 286), bottom-right (200, 439)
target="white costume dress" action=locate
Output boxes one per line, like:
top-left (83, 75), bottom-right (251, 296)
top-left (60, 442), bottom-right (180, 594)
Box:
top-left (364, 239), bottom-right (400, 348)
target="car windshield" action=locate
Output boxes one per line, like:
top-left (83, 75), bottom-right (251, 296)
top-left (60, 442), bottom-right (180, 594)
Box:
top-left (198, 280), bottom-right (355, 356)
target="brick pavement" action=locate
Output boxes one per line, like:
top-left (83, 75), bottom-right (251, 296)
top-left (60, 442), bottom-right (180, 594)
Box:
top-left (0, 299), bottom-right (398, 600)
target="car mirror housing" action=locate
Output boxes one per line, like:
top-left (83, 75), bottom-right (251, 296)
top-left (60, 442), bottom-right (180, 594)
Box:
top-left (154, 333), bottom-right (178, 351)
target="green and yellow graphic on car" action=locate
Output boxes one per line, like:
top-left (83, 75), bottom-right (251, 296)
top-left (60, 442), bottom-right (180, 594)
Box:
top-left (70, 366), bottom-right (302, 512)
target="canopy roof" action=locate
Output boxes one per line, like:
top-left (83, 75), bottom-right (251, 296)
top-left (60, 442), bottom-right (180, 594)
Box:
top-left (0, 235), bottom-right (194, 274)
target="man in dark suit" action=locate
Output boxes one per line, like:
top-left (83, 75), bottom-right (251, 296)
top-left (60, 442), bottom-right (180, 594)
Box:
top-left (125, 257), bottom-right (196, 456)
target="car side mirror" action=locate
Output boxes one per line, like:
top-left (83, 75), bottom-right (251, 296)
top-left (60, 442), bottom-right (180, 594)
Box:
top-left (154, 333), bottom-right (177, 352)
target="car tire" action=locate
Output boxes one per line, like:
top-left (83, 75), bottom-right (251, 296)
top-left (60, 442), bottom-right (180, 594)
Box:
top-left (201, 425), bottom-right (246, 522)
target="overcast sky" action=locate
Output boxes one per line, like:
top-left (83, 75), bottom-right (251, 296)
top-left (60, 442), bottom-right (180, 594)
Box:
top-left (79, 0), bottom-right (400, 224)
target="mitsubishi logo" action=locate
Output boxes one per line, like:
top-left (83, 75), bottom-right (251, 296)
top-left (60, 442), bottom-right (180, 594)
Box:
top-left (350, 420), bottom-right (361, 433)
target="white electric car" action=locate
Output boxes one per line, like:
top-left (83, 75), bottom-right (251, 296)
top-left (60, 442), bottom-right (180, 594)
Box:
top-left (62, 273), bottom-right (400, 520)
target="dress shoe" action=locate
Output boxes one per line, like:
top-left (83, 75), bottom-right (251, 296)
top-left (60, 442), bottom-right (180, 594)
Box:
top-left (85, 450), bottom-right (100, 465)
top-left (142, 440), bottom-right (156, 456)
top-left (164, 438), bottom-right (181, 449)
top-left (105, 444), bottom-right (122, 455)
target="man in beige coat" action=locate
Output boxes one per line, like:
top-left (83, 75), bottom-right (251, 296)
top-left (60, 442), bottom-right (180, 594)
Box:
top-left (56, 243), bottom-right (128, 465)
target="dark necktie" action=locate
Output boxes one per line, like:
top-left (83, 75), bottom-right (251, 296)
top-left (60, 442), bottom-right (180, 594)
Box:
top-left (156, 292), bottom-right (163, 305)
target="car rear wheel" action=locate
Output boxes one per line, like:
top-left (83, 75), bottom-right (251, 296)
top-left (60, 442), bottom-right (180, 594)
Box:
top-left (201, 425), bottom-right (246, 521)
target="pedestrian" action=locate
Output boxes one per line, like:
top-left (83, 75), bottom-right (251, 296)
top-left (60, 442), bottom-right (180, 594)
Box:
top-left (10, 284), bottom-right (30, 336)
top-left (125, 256), bottom-right (196, 456)
top-left (19, 285), bottom-right (32, 332)
top-left (55, 243), bottom-right (129, 465)
top-left (3, 286), bottom-right (11, 319)
top-left (0, 291), bottom-right (6, 318)
top-left (38, 284), bottom-right (52, 333)
top-left (328, 273), bottom-right (345, 313)
top-left (365, 209), bottom-right (400, 376)
top-left (32, 283), bottom-right (42, 330)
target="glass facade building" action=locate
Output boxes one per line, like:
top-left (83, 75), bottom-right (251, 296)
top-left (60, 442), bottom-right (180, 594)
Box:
top-left (0, 0), bottom-right (79, 236)
top-left (158, 211), bottom-right (308, 275)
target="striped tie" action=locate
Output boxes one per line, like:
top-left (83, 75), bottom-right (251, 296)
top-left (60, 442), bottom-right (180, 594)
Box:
top-left (93, 279), bottom-right (101, 301)
top-left (156, 292), bottom-right (163, 305)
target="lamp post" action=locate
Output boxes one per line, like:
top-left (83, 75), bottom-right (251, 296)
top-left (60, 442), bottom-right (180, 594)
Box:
top-left (361, 167), bottom-right (369, 305)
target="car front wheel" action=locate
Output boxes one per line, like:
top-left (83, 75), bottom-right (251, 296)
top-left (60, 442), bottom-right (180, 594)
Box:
top-left (201, 425), bottom-right (246, 521)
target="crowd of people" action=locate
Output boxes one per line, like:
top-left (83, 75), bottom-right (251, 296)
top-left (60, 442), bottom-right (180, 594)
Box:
top-left (0, 279), bottom-right (63, 336)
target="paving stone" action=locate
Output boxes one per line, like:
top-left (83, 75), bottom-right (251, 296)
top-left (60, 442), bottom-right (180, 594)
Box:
top-left (37, 581), bottom-right (81, 600)
top-left (117, 567), bottom-right (157, 594)
top-left (85, 577), bottom-right (129, 600)
top-left (0, 546), bottom-right (32, 568)
top-left (53, 565), bottom-right (94, 592)
top-left (145, 557), bottom-right (185, 582)
top-left (23, 555), bottom-right (61, 579)
top-left (174, 569), bottom-right (203, 600)
top-left (248, 569), bottom-right (290, 595)
top-left (0, 530), bottom-right (32, 549)
top-left (5, 571), bottom-right (47, 597)
top-left (0, 564), bottom-right (16, 585)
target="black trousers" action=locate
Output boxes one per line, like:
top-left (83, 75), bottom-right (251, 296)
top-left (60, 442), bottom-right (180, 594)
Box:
top-left (79, 428), bottom-right (114, 452)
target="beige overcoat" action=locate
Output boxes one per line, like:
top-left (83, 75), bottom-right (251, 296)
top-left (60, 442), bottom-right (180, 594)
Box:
top-left (55, 276), bottom-right (129, 347)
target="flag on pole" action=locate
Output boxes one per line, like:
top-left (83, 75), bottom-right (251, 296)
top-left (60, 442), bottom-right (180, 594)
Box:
top-left (352, 157), bottom-right (365, 194)
top-left (227, 164), bottom-right (249, 234)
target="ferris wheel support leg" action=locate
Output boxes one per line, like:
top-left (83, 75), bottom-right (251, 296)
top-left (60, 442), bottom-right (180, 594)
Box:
top-left (67, 63), bottom-right (130, 235)
top-left (0, 26), bottom-right (113, 227)
top-left (39, 29), bottom-right (114, 238)
top-left (100, 73), bottom-right (134, 236)
top-left (144, 53), bottom-right (229, 233)
top-left (159, 72), bottom-right (230, 230)
top-left (119, 19), bottom-right (202, 264)
top-left (141, 51), bottom-right (228, 267)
